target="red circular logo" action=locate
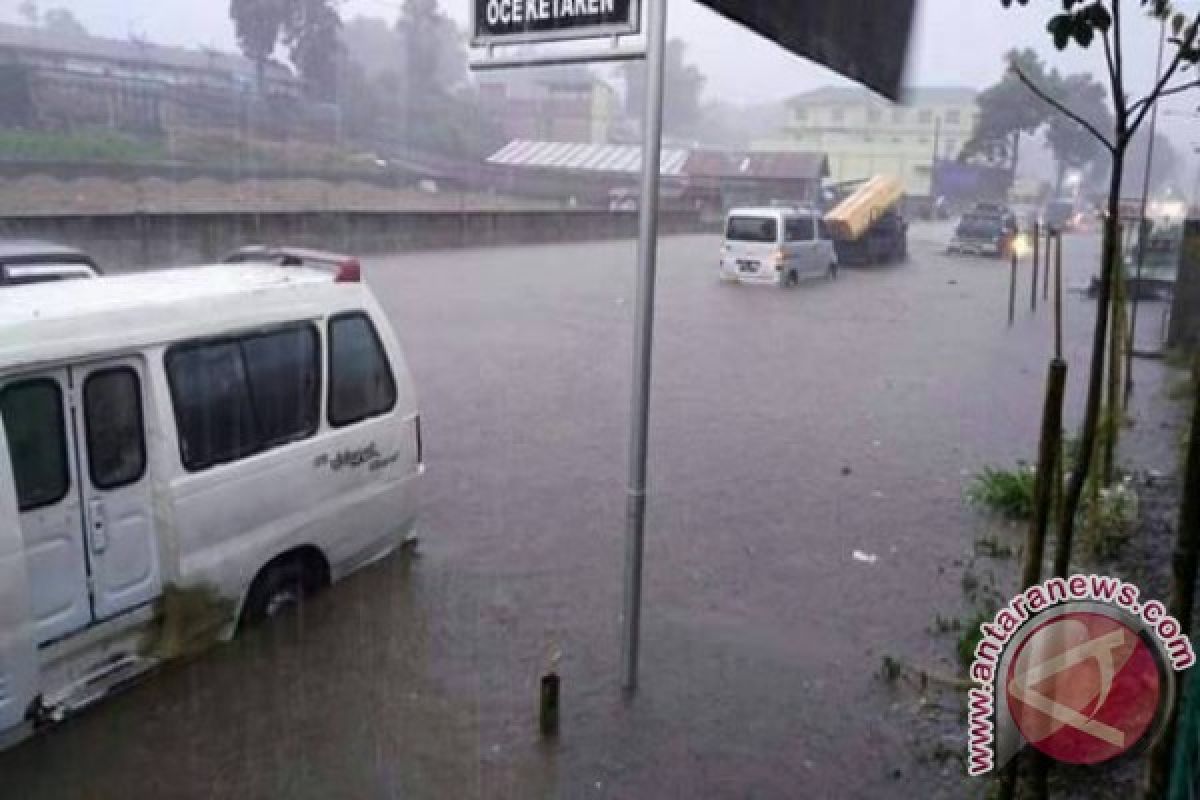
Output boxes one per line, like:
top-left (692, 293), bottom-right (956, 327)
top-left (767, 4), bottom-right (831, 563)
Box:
top-left (1005, 611), bottom-right (1163, 765)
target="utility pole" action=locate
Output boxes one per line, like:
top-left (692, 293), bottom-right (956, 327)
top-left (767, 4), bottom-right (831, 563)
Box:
top-left (1126, 15), bottom-right (1167, 403)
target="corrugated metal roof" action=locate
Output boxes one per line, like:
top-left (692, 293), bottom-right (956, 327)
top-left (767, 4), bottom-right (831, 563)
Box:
top-left (684, 150), bottom-right (829, 180)
top-left (487, 140), bottom-right (691, 176)
top-left (487, 141), bottom-right (827, 182)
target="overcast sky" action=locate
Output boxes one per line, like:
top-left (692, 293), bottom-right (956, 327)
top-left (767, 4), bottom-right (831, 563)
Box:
top-left (1, 0), bottom-right (1197, 145)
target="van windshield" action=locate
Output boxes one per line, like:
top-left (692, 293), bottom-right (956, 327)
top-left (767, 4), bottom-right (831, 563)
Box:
top-left (726, 217), bottom-right (778, 243)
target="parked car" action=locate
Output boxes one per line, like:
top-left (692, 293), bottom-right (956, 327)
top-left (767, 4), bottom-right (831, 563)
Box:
top-left (947, 208), bottom-right (1019, 257)
top-left (223, 245), bottom-right (361, 281)
top-left (719, 207), bottom-right (837, 286)
top-left (0, 239), bottom-right (100, 286)
top-left (0, 262), bottom-right (422, 748)
top-left (1042, 199), bottom-right (1076, 233)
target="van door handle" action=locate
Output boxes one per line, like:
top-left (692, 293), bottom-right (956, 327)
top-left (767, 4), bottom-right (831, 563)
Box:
top-left (89, 498), bottom-right (108, 554)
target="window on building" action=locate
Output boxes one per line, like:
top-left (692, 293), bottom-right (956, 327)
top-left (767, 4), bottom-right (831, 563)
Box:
top-left (831, 108), bottom-right (845, 124)
top-left (794, 108), bottom-right (807, 122)
top-left (918, 110), bottom-right (933, 124)
top-left (329, 313), bottom-right (398, 428)
top-left (867, 108), bottom-right (882, 124)
top-left (892, 110), bottom-right (905, 124)
top-left (946, 110), bottom-right (961, 125)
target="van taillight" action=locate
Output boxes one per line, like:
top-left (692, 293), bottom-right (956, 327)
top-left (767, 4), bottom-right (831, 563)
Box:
top-left (336, 259), bottom-right (361, 283)
top-left (414, 414), bottom-right (423, 466)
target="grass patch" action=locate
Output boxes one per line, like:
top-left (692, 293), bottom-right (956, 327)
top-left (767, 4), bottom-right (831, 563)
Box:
top-left (957, 608), bottom-right (994, 669)
top-left (1080, 479), bottom-right (1139, 560)
top-left (966, 464), bottom-right (1036, 519)
top-left (0, 128), bottom-right (165, 163)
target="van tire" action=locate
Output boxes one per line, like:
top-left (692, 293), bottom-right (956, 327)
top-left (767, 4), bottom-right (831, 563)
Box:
top-left (240, 551), bottom-right (328, 630)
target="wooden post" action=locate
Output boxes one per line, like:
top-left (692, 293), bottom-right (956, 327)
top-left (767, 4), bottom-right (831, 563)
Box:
top-left (1032, 221), bottom-right (1041, 299)
top-left (1031, 234), bottom-right (1039, 314)
top-left (1014, 358), bottom-right (1067, 800)
top-left (1043, 226), bottom-right (1052, 300)
top-left (1009, 251), bottom-right (1018, 327)
top-left (1144, 357), bottom-right (1200, 799)
top-left (1054, 234), bottom-right (1064, 361)
top-left (539, 672), bottom-right (560, 737)
top-left (1026, 359), bottom-right (1068, 589)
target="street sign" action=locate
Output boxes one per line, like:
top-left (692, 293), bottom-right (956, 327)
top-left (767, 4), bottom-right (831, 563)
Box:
top-left (471, 0), bottom-right (640, 46)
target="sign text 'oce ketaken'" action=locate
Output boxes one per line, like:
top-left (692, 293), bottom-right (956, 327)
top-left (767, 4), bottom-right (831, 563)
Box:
top-left (472, 0), bottom-right (639, 46)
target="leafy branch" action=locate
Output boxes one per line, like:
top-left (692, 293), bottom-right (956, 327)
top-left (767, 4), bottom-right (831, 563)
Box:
top-left (1010, 63), bottom-right (1114, 152)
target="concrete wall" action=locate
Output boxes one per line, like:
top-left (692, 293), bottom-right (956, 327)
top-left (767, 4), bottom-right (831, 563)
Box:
top-left (0, 209), bottom-right (707, 272)
top-left (1169, 218), bottom-right (1200, 351)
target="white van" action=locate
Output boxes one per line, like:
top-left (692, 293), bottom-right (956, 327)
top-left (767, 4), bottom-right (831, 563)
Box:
top-left (719, 207), bottom-right (837, 286)
top-left (0, 263), bottom-right (422, 746)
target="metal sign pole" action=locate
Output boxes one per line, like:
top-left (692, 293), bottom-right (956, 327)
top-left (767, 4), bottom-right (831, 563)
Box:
top-left (620, 0), bottom-right (668, 693)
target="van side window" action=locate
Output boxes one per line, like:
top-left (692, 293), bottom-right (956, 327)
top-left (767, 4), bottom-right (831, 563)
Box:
top-left (166, 324), bottom-right (320, 472)
top-left (0, 379), bottom-right (69, 511)
top-left (817, 219), bottom-right (831, 240)
top-left (785, 217), bottom-right (815, 242)
top-left (167, 342), bottom-right (258, 471)
top-left (241, 327), bottom-right (320, 448)
top-left (84, 368), bottom-right (146, 490)
top-left (328, 313), bottom-right (397, 428)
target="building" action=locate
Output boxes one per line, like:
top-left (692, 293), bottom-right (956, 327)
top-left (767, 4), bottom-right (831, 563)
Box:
top-left (761, 86), bottom-right (979, 198)
top-left (0, 21), bottom-right (302, 136)
top-left (478, 72), bottom-right (620, 145)
top-left (484, 139), bottom-right (829, 212)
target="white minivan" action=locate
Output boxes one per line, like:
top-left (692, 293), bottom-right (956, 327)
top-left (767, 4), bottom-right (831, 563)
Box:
top-left (719, 207), bottom-right (837, 286)
top-left (0, 262), bottom-right (422, 747)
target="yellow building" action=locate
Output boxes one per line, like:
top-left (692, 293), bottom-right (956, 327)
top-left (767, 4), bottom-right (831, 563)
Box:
top-left (758, 87), bottom-right (979, 197)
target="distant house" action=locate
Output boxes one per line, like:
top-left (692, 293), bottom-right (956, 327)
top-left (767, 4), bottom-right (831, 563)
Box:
top-left (484, 139), bottom-right (828, 211)
top-left (478, 73), bottom-right (620, 145)
top-left (0, 21), bottom-right (301, 136)
top-left (761, 86), bottom-right (979, 199)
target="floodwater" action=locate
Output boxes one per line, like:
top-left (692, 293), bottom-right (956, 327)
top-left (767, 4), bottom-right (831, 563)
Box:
top-left (0, 226), bottom-right (1177, 798)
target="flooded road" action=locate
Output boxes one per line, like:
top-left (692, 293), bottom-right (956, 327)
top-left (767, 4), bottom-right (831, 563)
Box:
top-left (0, 227), bottom-right (1176, 798)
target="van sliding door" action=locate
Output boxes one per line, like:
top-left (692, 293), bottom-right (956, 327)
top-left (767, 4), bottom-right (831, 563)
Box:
top-left (0, 371), bottom-right (91, 644)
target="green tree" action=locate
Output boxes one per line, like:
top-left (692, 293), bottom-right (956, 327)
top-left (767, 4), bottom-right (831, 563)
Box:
top-left (622, 38), bottom-right (707, 139)
top-left (1044, 72), bottom-right (1112, 195)
top-left (229, 0), bottom-right (291, 92)
top-left (285, 0), bottom-right (342, 100)
top-left (961, 49), bottom-right (1052, 184)
top-left (398, 0), bottom-right (467, 103)
top-left (993, 1), bottom-right (1200, 794)
top-left (42, 7), bottom-right (87, 37)
top-left (17, 1), bottom-right (38, 26)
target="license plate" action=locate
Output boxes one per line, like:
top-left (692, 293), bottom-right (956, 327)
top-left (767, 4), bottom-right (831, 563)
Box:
top-left (737, 259), bottom-right (758, 272)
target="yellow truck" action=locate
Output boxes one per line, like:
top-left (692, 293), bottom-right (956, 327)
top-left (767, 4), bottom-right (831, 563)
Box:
top-left (823, 175), bottom-right (908, 266)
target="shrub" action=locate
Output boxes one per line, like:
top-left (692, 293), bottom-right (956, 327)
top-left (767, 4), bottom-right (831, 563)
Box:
top-left (966, 464), bottom-right (1037, 520)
